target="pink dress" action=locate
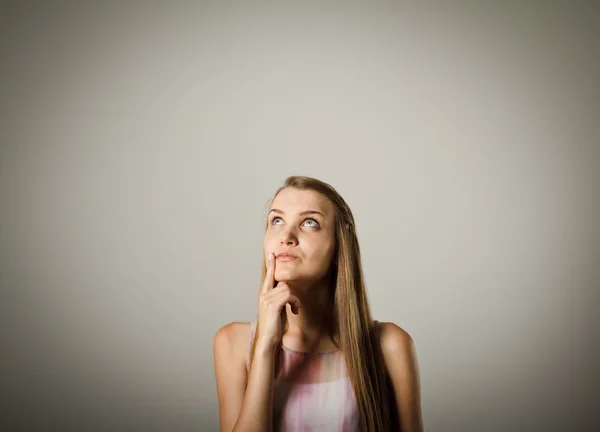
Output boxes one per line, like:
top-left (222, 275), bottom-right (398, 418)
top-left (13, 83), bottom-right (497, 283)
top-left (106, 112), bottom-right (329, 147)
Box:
top-left (245, 320), bottom-right (360, 431)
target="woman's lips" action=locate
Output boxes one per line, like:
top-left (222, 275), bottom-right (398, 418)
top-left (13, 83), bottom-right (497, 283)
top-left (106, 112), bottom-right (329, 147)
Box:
top-left (276, 255), bottom-right (298, 262)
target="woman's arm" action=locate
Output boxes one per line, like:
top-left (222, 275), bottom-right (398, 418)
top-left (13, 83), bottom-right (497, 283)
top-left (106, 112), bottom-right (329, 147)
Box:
top-left (378, 322), bottom-right (424, 432)
top-left (215, 254), bottom-right (300, 431)
top-left (214, 322), bottom-right (276, 432)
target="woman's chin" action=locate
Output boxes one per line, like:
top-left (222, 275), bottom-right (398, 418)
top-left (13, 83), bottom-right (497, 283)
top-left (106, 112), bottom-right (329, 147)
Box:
top-left (275, 271), bottom-right (296, 283)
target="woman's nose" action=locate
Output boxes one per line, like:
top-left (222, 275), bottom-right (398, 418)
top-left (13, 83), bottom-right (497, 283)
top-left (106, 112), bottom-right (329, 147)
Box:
top-left (280, 228), bottom-right (298, 246)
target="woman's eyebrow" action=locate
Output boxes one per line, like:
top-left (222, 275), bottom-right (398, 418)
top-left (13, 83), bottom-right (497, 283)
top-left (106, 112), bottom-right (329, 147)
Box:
top-left (269, 209), bottom-right (325, 218)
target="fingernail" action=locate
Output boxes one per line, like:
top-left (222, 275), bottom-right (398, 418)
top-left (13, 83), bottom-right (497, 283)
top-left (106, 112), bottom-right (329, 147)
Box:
top-left (268, 253), bottom-right (273, 262)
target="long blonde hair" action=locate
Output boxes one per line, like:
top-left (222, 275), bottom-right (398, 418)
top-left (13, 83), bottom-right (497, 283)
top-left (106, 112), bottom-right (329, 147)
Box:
top-left (248, 176), bottom-right (393, 431)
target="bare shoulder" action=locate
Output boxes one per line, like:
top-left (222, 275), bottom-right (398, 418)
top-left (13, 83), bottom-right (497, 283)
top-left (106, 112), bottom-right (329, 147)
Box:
top-left (214, 322), bottom-right (254, 431)
top-left (375, 321), bottom-right (423, 431)
top-left (213, 321), bottom-right (253, 362)
top-left (375, 321), bottom-right (416, 357)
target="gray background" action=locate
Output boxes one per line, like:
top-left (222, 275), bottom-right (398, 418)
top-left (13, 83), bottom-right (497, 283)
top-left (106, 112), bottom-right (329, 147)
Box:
top-left (1, 1), bottom-right (598, 431)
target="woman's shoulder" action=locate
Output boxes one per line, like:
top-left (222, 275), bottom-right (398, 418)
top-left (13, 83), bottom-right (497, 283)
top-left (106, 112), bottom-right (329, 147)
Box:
top-left (374, 320), bottom-right (415, 356)
top-left (213, 321), bottom-right (254, 361)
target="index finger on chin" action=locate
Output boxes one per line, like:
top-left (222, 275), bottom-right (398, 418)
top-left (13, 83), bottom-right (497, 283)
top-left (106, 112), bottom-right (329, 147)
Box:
top-left (261, 252), bottom-right (275, 293)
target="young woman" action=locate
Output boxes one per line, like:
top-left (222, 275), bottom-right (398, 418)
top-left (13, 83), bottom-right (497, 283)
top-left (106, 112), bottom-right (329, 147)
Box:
top-left (214, 176), bottom-right (423, 431)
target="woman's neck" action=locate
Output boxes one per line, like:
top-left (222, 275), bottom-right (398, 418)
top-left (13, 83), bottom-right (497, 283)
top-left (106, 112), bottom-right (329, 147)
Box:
top-left (283, 278), bottom-right (335, 345)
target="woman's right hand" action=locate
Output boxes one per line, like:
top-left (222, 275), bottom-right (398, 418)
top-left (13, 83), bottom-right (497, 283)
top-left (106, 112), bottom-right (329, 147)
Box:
top-left (255, 252), bottom-right (302, 352)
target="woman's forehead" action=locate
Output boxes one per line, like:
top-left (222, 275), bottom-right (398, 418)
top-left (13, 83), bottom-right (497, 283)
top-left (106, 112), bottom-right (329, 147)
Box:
top-left (271, 188), bottom-right (333, 215)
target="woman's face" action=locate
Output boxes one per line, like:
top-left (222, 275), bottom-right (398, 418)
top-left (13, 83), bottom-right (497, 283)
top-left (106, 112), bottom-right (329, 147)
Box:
top-left (264, 187), bottom-right (336, 285)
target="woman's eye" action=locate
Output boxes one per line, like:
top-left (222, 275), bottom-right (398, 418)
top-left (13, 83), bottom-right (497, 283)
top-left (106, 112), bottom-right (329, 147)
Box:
top-left (303, 219), bottom-right (319, 228)
top-left (270, 217), bottom-right (319, 228)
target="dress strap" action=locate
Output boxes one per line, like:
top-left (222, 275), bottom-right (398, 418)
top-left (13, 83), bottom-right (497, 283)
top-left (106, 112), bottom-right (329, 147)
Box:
top-left (245, 320), bottom-right (257, 371)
